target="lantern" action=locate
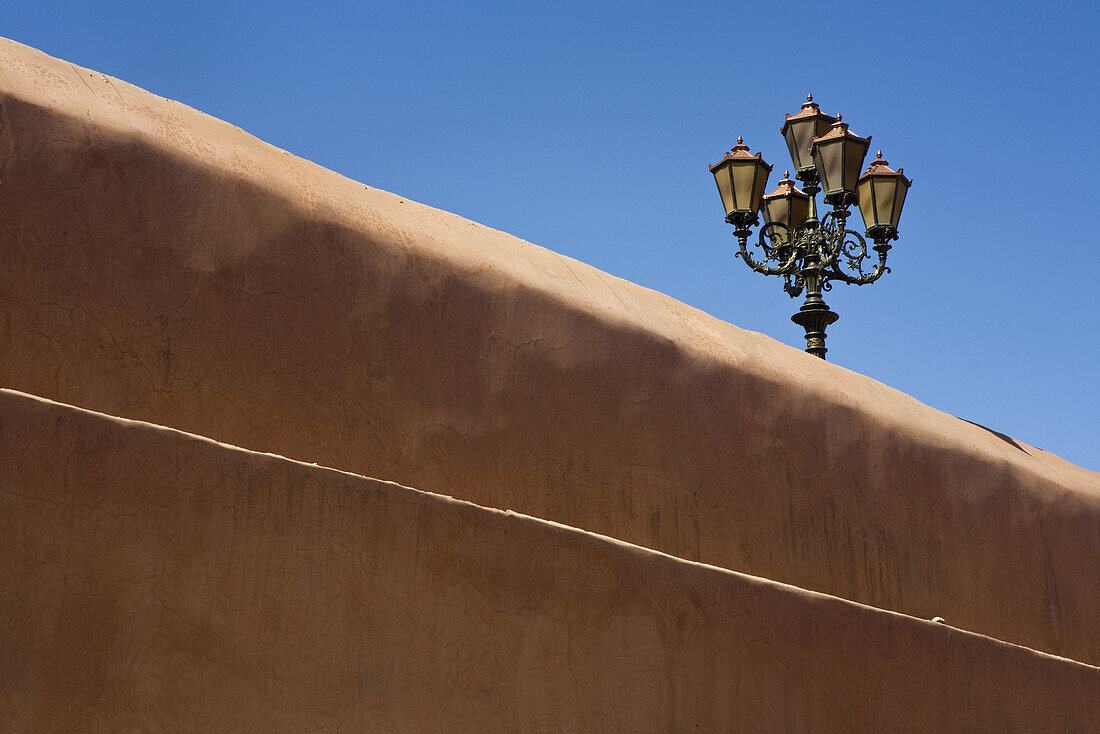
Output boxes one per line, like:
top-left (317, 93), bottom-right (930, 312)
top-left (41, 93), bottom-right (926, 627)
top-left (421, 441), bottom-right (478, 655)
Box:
top-left (811, 115), bottom-right (871, 206)
top-left (780, 94), bottom-right (837, 178)
top-left (857, 151), bottom-right (912, 241)
top-left (761, 171), bottom-right (809, 242)
top-left (709, 137), bottom-right (773, 228)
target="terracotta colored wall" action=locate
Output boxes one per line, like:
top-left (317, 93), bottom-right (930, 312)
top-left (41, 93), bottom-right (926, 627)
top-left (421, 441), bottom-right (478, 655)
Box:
top-left (2, 389), bottom-right (1097, 732)
top-left (0, 38), bottom-right (1098, 666)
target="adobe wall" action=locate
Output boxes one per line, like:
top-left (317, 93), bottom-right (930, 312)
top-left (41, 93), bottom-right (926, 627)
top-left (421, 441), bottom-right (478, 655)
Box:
top-left (0, 38), bottom-right (1098, 664)
top-left (2, 388), bottom-right (1097, 732)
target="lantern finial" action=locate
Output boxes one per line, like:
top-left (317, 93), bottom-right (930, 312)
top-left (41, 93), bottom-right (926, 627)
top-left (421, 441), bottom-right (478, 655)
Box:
top-left (737, 136), bottom-right (743, 144)
top-left (866, 152), bottom-right (892, 172)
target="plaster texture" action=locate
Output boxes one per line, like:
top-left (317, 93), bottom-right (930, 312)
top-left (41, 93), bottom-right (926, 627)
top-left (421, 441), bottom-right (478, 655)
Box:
top-left (2, 388), bottom-right (1098, 732)
top-left (0, 38), bottom-right (1098, 666)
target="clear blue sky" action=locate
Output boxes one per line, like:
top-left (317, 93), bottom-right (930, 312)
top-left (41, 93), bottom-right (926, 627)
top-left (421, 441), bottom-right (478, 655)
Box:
top-left (7, 1), bottom-right (1099, 470)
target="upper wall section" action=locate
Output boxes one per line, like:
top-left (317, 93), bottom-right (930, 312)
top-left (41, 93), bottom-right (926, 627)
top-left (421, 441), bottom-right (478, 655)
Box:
top-left (2, 388), bottom-right (1097, 732)
top-left (0, 38), bottom-right (1098, 663)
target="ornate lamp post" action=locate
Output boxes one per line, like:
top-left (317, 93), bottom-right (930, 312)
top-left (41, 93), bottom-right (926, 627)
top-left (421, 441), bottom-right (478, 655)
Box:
top-left (710, 95), bottom-right (912, 360)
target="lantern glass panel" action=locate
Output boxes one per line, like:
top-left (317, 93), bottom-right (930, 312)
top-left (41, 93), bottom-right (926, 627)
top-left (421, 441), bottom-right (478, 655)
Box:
top-left (815, 141), bottom-right (844, 195)
top-left (873, 178), bottom-right (897, 226)
top-left (783, 130), bottom-right (802, 172)
top-left (844, 140), bottom-right (870, 192)
top-left (762, 199), bottom-right (784, 240)
top-left (891, 182), bottom-right (909, 228)
top-left (732, 161), bottom-right (755, 212)
top-left (763, 198), bottom-right (785, 227)
top-left (857, 178), bottom-right (875, 229)
top-left (713, 163), bottom-right (735, 215)
top-left (789, 195), bottom-right (809, 229)
top-left (784, 119), bottom-right (816, 171)
top-left (751, 164), bottom-right (769, 212)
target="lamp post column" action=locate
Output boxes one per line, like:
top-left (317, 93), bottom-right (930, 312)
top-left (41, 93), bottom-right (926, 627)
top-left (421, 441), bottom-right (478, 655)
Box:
top-left (791, 260), bottom-right (838, 359)
top-left (790, 174), bottom-right (837, 360)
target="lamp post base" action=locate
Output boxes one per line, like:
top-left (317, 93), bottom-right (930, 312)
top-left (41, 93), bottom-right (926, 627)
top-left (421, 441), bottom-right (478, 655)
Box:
top-left (791, 303), bottom-right (839, 360)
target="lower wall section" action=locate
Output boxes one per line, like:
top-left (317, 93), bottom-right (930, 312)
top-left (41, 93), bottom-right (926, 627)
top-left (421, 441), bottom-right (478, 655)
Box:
top-left (2, 388), bottom-right (1097, 733)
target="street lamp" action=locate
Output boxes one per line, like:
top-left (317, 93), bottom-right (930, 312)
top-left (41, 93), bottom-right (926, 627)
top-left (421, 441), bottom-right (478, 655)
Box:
top-left (710, 95), bottom-right (912, 360)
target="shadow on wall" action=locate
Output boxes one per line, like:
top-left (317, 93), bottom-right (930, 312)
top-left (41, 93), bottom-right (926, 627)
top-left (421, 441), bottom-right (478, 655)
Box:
top-left (958, 418), bottom-right (1031, 455)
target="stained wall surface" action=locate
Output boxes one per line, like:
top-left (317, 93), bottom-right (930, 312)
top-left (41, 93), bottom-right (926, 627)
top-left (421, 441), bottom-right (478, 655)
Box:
top-left (2, 388), bottom-right (1098, 732)
top-left (0, 38), bottom-right (1098, 666)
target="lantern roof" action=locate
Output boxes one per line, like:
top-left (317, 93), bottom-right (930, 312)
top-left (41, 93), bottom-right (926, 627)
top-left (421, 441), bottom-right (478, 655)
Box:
top-left (812, 114), bottom-right (871, 147)
top-left (859, 151), bottom-right (913, 187)
top-left (709, 137), bottom-right (773, 173)
top-left (763, 171), bottom-right (809, 201)
top-left (780, 94), bottom-right (837, 136)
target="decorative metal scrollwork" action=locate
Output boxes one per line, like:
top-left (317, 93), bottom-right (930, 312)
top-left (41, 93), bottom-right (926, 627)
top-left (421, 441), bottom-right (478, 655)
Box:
top-left (739, 208), bottom-right (890, 288)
